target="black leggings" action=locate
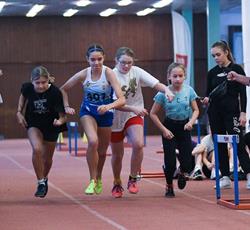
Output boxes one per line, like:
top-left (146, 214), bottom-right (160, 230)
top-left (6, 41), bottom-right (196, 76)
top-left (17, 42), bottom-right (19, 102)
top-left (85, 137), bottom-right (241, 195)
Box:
top-left (162, 118), bottom-right (193, 185)
top-left (208, 107), bottom-right (250, 176)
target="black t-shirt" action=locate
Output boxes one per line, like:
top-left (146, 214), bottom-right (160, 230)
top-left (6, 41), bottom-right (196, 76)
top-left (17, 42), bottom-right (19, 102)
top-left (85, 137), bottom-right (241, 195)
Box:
top-left (206, 63), bottom-right (246, 113)
top-left (21, 82), bottom-right (67, 133)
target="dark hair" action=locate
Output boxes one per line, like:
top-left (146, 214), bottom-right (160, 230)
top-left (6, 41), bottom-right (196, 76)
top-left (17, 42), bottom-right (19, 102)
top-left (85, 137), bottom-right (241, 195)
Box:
top-left (31, 66), bottom-right (54, 82)
top-left (86, 44), bottom-right (104, 58)
top-left (115, 47), bottom-right (135, 60)
top-left (211, 40), bottom-right (235, 64)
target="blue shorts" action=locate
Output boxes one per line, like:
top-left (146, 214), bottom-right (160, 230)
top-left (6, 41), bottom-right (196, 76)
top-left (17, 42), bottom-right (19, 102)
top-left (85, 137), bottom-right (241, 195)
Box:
top-left (79, 106), bottom-right (113, 127)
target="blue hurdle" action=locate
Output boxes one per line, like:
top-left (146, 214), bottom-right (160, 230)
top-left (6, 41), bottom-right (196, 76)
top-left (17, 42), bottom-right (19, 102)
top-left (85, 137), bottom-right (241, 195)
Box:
top-left (213, 134), bottom-right (250, 209)
top-left (67, 122), bottom-right (78, 156)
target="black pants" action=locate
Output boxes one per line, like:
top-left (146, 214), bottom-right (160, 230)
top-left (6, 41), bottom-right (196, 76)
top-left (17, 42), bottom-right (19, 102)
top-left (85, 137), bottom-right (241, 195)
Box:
top-left (208, 106), bottom-right (250, 177)
top-left (162, 118), bottom-right (193, 185)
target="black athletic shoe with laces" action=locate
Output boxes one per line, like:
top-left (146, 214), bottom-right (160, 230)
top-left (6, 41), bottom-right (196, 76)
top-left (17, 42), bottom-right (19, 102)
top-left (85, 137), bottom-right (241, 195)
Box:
top-left (35, 183), bottom-right (46, 198)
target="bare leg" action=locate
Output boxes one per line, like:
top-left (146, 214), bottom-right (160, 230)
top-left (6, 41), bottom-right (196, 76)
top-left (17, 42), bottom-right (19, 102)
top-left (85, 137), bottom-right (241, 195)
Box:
top-left (80, 116), bottom-right (98, 180)
top-left (111, 141), bottom-right (124, 184)
top-left (42, 141), bottom-right (57, 178)
top-left (126, 125), bottom-right (144, 177)
top-left (194, 153), bottom-right (203, 170)
top-left (28, 128), bottom-right (44, 180)
top-left (96, 127), bottom-right (111, 179)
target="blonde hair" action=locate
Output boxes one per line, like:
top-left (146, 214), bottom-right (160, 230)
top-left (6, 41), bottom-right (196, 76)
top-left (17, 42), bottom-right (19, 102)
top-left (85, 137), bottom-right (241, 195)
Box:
top-left (166, 62), bottom-right (186, 85)
top-left (31, 66), bottom-right (55, 83)
top-left (115, 47), bottom-right (135, 60)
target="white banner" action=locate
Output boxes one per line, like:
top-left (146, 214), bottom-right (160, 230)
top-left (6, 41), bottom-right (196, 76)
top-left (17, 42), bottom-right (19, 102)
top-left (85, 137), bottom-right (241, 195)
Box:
top-left (171, 11), bottom-right (191, 85)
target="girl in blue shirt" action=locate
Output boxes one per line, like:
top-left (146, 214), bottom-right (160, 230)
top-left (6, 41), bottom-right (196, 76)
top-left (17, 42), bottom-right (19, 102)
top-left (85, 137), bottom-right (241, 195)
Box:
top-left (150, 63), bottom-right (199, 197)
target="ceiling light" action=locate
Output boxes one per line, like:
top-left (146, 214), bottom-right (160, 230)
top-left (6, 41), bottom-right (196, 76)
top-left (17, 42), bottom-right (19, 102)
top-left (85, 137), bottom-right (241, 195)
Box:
top-left (0, 1), bottom-right (6, 13)
top-left (75, 0), bottom-right (91, 7)
top-left (99, 8), bottom-right (117, 17)
top-left (136, 8), bottom-right (156, 16)
top-left (152, 0), bottom-right (173, 8)
top-left (63, 9), bottom-right (79, 17)
top-left (26, 4), bottom-right (45, 17)
top-left (117, 0), bottom-right (133, 6)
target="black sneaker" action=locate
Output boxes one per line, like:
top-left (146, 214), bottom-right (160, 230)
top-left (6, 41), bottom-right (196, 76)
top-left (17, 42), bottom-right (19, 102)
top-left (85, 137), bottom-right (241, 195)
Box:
top-left (35, 183), bottom-right (46, 198)
top-left (229, 170), bottom-right (247, 181)
top-left (44, 178), bottom-right (48, 196)
top-left (177, 173), bottom-right (186, 190)
top-left (165, 185), bottom-right (175, 198)
top-left (192, 169), bottom-right (203, 181)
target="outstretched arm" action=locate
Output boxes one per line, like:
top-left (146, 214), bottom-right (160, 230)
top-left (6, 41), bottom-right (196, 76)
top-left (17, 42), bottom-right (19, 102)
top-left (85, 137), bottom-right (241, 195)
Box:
top-left (184, 99), bottom-right (199, 131)
top-left (153, 82), bottom-right (174, 102)
top-left (227, 71), bottom-right (250, 86)
top-left (60, 69), bottom-right (86, 115)
top-left (97, 68), bottom-right (125, 114)
top-left (150, 102), bottom-right (174, 139)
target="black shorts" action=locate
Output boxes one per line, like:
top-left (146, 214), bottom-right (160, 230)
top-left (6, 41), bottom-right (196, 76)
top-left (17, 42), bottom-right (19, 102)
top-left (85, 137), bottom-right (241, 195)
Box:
top-left (28, 126), bottom-right (59, 142)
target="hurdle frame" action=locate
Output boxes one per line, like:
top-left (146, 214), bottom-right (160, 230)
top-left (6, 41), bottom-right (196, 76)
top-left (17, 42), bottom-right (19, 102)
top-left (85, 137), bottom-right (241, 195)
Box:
top-left (213, 134), bottom-right (250, 210)
top-left (67, 122), bottom-right (78, 156)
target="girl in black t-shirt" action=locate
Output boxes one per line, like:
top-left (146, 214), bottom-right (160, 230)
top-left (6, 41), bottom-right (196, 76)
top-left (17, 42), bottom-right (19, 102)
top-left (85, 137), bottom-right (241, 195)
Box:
top-left (201, 41), bottom-right (250, 190)
top-left (16, 66), bottom-right (67, 198)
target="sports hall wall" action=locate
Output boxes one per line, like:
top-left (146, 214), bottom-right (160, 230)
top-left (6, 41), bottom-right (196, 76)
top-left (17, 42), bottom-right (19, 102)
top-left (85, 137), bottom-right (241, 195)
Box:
top-left (0, 14), bottom-right (207, 138)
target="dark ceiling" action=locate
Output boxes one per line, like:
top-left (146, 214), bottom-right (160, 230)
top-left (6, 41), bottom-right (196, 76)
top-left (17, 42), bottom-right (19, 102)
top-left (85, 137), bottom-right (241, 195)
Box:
top-left (0, 0), bottom-right (241, 17)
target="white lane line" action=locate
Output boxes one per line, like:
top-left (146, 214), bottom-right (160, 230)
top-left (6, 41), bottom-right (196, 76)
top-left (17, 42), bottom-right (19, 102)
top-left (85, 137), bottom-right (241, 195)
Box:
top-left (144, 178), bottom-right (250, 216)
top-left (3, 155), bottom-right (128, 230)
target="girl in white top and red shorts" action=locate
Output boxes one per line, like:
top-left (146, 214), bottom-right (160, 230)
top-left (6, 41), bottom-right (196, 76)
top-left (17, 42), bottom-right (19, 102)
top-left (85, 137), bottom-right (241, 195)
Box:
top-left (111, 47), bottom-right (174, 198)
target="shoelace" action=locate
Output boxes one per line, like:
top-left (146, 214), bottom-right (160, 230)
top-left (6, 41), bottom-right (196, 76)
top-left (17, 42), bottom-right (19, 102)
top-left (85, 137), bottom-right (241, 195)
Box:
top-left (113, 185), bottom-right (124, 192)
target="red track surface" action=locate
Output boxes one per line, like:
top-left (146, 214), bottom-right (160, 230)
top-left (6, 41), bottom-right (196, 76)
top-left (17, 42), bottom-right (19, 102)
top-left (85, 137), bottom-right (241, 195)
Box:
top-left (1, 137), bottom-right (250, 230)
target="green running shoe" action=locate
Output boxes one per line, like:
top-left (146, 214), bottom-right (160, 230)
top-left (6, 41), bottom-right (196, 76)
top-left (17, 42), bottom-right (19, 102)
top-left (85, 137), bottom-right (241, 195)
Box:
top-left (95, 179), bottom-right (103, 195)
top-left (85, 179), bottom-right (96, 195)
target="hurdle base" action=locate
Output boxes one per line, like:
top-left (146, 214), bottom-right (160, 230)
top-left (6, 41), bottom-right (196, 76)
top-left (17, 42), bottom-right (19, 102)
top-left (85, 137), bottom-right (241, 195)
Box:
top-left (139, 172), bottom-right (165, 179)
top-left (217, 198), bottom-right (250, 210)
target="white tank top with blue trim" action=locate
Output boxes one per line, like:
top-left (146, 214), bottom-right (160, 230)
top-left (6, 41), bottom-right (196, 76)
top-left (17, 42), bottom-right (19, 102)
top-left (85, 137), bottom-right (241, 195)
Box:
top-left (81, 65), bottom-right (113, 115)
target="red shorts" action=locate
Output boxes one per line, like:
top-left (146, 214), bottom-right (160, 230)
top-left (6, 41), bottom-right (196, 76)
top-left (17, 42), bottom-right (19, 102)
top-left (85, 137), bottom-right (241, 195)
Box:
top-left (111, 116), bottom-right (143, 143)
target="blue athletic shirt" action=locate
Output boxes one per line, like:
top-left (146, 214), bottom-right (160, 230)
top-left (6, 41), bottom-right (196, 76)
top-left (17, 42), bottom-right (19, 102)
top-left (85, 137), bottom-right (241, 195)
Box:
top-left (81, 65), bottom-right (114, 115)
top-left (153, 84), bottom-right (198, 120)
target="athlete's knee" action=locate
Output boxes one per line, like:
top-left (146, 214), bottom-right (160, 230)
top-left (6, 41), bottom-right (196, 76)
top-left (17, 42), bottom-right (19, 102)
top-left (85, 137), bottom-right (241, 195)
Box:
top-left (88, 138), bottom-right (98, 149)
top-left (132, 141), bottom-right (144, 151)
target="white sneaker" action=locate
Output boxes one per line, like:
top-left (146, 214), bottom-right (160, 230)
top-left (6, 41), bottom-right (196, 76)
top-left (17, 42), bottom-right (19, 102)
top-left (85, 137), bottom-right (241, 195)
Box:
top-left (210, 168), bottom-right (216, 180)
top-left (246, 174), bottom-right (250, 190)
top-left (214, 176), bottom-right (231, 189)
top-left (210, 168), bottom-right (221, 180)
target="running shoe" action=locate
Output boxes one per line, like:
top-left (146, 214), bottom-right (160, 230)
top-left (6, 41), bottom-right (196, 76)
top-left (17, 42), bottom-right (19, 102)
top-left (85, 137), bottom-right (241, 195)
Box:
top-left (165, 184), bottom-right (175, 198)
top-left (127, 179), bottom-right (139, 194)
top-left (85, 179), bottom-right (96, 195)
top-left (35, 183), bottom-right (46, 198)
top-left (214, 176), bottom-right (231, 189)
top-left (192, 169), bottom-right (203, 181)
top-left (95, 179), bottom-right (103, 195)
top-left (177, 173), bottom-right (186, 190)
top-left (44, 178), bottom-right (48, 196)
top-left (112, 184), bottom-right (124, 198)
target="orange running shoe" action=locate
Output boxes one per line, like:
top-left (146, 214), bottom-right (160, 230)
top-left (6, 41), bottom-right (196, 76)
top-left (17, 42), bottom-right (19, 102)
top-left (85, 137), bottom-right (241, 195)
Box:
top-left (111, 184), bottom-right (124, 198)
